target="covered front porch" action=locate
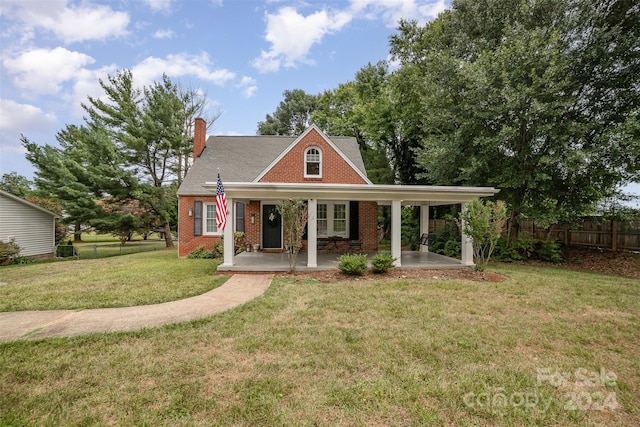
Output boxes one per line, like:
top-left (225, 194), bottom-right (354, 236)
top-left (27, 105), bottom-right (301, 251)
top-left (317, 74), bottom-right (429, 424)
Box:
top-left (217, 249), bottom-right (464, 272)
top-left (205, 182), bottom-right (499, 272)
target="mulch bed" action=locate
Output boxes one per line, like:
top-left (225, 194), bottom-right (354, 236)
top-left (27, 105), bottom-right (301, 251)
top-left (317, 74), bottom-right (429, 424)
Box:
top-left (524, 246), bottom-right (640, 279)
top-left (277, 267), bottom-right (506, 283)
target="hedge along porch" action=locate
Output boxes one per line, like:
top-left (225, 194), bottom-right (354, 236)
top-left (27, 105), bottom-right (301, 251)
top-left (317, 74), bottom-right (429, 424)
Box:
top-left (201, 182), bottom-right (499, 271)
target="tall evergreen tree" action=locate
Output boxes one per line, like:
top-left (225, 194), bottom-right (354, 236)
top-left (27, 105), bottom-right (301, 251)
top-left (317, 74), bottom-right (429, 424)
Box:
top-left (25, 70), bottom-right (212, 247)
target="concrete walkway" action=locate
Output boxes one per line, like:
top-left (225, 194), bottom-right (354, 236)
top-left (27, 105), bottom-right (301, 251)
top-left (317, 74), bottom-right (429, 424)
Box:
top-left (0, 274), bottom-right (272, 342)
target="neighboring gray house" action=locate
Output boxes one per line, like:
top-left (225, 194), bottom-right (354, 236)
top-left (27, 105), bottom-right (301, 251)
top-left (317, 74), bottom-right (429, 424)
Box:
top-left (0, 190), bottom-right (58, 261)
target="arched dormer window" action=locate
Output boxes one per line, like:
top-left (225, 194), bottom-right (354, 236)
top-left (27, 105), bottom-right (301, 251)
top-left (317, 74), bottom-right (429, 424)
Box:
top-left (305, 147), bottom-right (322, 178)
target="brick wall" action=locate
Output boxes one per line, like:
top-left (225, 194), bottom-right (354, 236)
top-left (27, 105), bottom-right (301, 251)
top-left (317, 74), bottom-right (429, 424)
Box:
top-left (259, 128), bottom-right (367, 184)
top-left (178, 195), bottom-right (221, 257)
top-left (359, 201), bottom-right (379, 251)
top-left (244, 201), bottom-right (261, 249)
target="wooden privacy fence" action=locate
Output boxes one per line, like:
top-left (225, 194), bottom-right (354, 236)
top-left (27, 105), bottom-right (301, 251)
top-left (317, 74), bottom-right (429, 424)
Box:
top-left (428, 218), bottom-right (640, 252)
top-left (518, 218), bottom-right (640, 252)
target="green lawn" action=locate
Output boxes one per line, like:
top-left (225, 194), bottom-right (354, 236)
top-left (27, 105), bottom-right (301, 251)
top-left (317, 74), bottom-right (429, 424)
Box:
top-left (0, 249), bottom-right (226, 311)
top-left (0, 260), bottom-right (638, 426)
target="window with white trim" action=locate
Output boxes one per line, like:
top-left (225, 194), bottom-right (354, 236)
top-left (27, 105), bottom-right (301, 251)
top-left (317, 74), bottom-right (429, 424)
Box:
top-left (305, 147), bottom-right (322, 177)
top-left (203, 203), bottom-right (220, 235)
top-left (317, 202), bottom-right (348, 237)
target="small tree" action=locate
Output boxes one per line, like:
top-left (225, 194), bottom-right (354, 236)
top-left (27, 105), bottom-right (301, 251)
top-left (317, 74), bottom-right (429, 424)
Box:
top-left (277, 199), bottom-right (308, 272)
top-left (460, 199), bottom-right (507, 271)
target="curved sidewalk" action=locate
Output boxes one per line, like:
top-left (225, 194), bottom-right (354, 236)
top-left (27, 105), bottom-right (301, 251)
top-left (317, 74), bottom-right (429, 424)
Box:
top-left (0, 274), bottom-right (272, 342)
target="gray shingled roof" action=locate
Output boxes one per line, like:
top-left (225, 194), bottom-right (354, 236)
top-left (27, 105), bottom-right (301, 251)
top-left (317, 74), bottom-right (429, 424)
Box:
top-left (177, 134), bottom-right (367, 196)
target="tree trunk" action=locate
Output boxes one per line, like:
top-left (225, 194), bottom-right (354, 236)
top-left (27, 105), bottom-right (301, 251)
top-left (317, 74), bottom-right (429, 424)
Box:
top-left (507, 210), bottom-right (520, 245)
top-left (163, 221), bottom-right (174, 248)
top-left (73, 222), bottom-right (83, 242)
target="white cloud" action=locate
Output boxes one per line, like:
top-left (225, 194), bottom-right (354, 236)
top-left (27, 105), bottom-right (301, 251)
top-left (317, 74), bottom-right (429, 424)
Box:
top-left (417, 0), bottom-right (448, 19)
top-left (0, 99), bottom-right (57, 132)
top-left (237, 76), bottom-right (258, 98)
top-left (252, 6), bottom-right (353, 73)
top-left (131, 52), bottom-right (236, 87)
top-left (252, 1), bottom-right (447, 73)
top-left (153, 29), bottom-right (175, 39)
top-left (3, 47), bottom-right (95, 95)
top-left (143, 0), bottom-right (173, 13)
top-left (11, 1), bottom-right (130, 43)
top-left (350, 0), bottom-right (447, 26)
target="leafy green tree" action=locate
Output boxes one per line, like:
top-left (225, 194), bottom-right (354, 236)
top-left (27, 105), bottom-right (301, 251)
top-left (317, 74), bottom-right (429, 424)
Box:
top-left (0, 172), bottom-right (33, 198)
top-left (313, 79), bottom-right (395, 184)
top-left (258, 89), bottom-right (317, 135)
top-left (391, 0), bottom-right (640, 239)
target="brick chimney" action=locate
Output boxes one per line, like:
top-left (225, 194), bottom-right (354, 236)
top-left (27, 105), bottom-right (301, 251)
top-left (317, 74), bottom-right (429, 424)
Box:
top-left (193, 117), bottom-right (206, 161)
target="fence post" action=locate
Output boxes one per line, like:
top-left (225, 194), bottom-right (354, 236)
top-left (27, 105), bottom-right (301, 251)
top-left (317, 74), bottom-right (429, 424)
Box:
top-left (611, 220), bottom-right (618, 252)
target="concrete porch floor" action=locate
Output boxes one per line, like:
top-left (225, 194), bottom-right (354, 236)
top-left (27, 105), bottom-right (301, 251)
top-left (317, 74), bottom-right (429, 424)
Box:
top-left (217, 249), bottom-right (468, 272)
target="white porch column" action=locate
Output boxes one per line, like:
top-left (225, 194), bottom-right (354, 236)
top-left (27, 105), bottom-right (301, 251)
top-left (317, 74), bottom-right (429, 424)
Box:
top-left (222, 197), bottom-right (234, 266)
top-left (307, 198), bottom-right (317, 268)
top-left (420, 203), bottom-right (430, 253)
top-left (391, 199), bottom-right (402, 266)
top-left (460, 202), bottom-right (474, 266)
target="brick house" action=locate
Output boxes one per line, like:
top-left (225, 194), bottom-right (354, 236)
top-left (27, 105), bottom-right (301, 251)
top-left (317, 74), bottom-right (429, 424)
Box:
top-left (177, 119), bottom-right (498, 269)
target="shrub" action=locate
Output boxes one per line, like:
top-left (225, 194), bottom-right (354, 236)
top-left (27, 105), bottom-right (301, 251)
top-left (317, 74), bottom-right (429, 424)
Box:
top-left (13, 255), bottom-right (33, 265)
top-left (0, 239), bottom-right (21, 264)
top-left (338, 253), bottom-right (368, 275)
top-left (371, 253), bottom-right (396, 274)
top-left (537, 240), bottom-right (563, 263)
top-left (513, 237), bottom-right (538, 260)
top-left (187, 245), bottom-right (216, 259)
top-left (213, 241), bottom-right (224, 258)
top-left (443, 240), bottom-right (462, 258)
top-left (429, 221), bottom-right (459, 256)
top-left (493, 237), bottom-right (563, 263)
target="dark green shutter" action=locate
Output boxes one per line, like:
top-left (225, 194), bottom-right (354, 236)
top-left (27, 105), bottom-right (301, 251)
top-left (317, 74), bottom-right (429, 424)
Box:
top-left (194, 201), bottom-right (202, 236)
top-left (236, 202), bottom-right (245, 232)
top-left (349, 201), bottom-right (359, 240)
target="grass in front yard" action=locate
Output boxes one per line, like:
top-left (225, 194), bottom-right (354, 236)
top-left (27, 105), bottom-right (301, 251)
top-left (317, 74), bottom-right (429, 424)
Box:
top-left (0, 249), bottom-right (225, 311)
top-left (72, 240), bottom-right (167, 259)
top-left (1, 264), bottom-right (638, 425)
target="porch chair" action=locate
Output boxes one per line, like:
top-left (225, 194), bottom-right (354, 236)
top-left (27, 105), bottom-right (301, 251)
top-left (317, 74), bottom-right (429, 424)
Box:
top-left (317, 241), bottom-right (328, 250)
top-left (420, 233), bottom-right (430, 246)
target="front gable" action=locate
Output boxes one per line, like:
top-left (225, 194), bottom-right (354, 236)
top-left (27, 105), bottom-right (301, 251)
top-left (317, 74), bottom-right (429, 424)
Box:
top-left (256, 125), bottom-right (371, 185)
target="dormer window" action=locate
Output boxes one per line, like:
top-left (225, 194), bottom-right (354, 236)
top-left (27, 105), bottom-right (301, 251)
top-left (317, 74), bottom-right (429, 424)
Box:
top-left (305, 147), bottom-right (322, 178)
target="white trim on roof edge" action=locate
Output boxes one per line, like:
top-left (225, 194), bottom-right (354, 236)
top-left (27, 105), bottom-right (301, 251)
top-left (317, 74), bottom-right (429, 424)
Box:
top-left (202, 182), bottom-right (499, 204)
top-left (253, 124), bottom-right (373, 185)
top-left (0, 190), bottom-right (59, 217)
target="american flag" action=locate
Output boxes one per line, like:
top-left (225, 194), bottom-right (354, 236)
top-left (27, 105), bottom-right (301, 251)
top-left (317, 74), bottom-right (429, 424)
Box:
top-left (216, 173), bottom-right (228, 230)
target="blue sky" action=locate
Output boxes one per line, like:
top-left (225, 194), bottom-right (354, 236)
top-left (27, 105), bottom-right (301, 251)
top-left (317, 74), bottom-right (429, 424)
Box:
top-left (0, 0), bottom-right (448, 179)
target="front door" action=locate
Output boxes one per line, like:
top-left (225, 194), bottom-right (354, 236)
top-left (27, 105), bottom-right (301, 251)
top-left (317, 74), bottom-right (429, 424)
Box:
top-left (262, 204), bottom-right (282, 249)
